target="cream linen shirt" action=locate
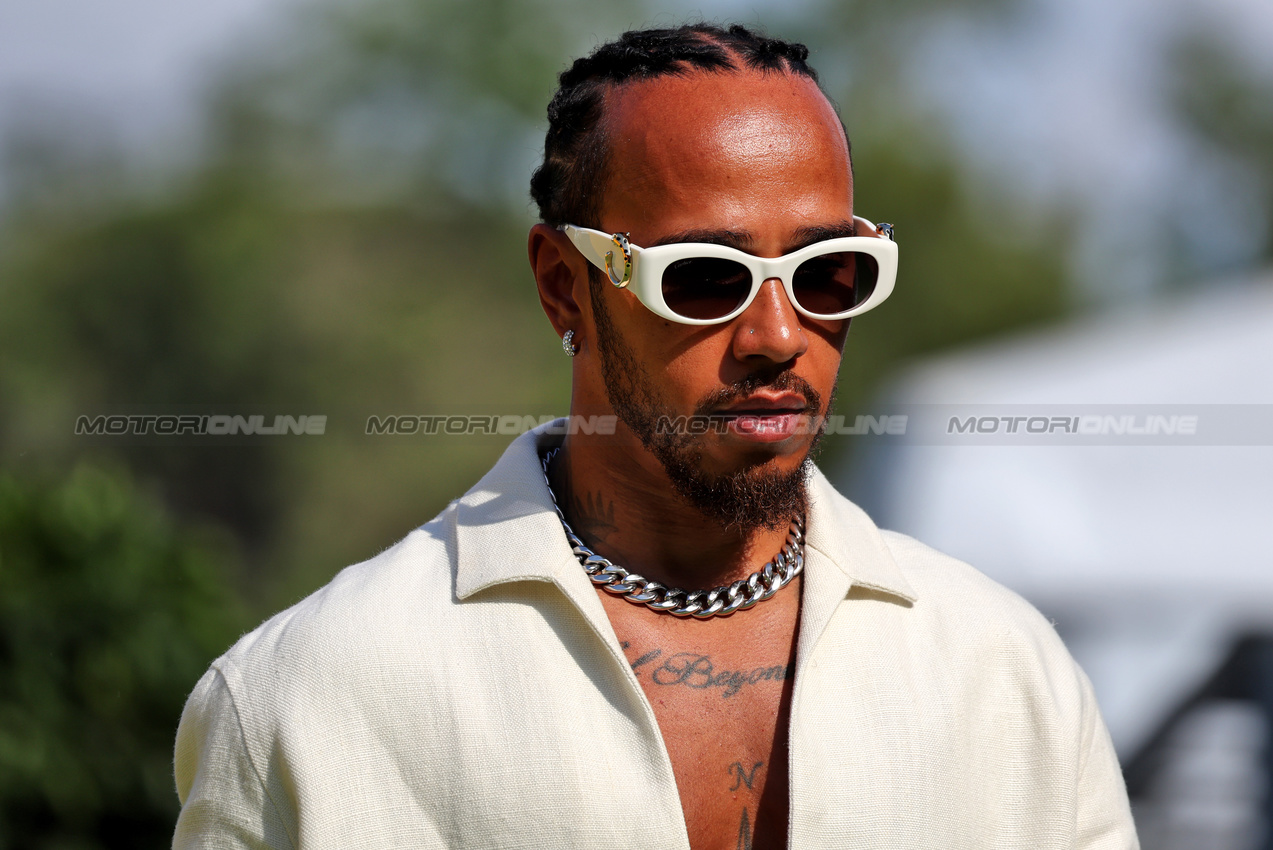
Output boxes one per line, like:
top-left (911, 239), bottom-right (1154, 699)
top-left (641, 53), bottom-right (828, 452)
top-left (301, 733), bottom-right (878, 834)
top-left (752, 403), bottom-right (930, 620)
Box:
top-left (173, 426), bottom-right (1138, 849)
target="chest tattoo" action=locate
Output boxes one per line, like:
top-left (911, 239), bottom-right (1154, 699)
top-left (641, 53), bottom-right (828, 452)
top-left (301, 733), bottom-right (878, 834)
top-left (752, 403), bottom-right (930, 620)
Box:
top-left (728, 761), bottom-right (763, 791)
top-left (736, 807), bottom-right (753, 849)
top-left (620, 643), bottom-right (794, 699)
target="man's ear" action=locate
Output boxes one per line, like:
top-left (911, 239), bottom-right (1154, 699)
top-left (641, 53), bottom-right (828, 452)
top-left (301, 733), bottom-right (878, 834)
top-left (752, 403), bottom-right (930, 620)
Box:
top-left (528, 224), bottom-right (588, 337)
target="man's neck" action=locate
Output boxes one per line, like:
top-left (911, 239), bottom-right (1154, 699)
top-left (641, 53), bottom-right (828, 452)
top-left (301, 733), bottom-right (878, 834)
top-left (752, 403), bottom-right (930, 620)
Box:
top-left (547, 431), bottom-right (801, 592)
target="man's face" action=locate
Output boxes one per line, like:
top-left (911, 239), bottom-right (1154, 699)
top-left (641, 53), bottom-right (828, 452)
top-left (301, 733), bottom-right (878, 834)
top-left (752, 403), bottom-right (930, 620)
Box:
top-left (583, 69), bottom-right (854, 529)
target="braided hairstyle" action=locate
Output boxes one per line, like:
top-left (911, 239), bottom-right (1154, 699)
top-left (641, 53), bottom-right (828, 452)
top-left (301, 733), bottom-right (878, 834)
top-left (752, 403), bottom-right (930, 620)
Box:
top-left (530, 23), bottom-right (828, 229)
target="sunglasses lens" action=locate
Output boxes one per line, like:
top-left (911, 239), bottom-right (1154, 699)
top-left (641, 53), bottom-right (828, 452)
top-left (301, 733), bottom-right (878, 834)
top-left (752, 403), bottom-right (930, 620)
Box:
top-left (792, 251), bottom-right (878, 316)
top-left (661, 258), bottom-right (752, 320)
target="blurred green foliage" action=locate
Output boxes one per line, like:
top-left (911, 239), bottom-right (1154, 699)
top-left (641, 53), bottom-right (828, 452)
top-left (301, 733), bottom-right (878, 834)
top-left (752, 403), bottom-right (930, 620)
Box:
top-left (0, 465), bottom-right (248, 849)
top-left (0, 0), bottom-right (1092, 845)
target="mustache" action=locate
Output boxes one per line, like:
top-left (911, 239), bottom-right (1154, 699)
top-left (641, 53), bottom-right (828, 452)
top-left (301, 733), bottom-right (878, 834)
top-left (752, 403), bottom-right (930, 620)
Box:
top-left (693, 371), bottom-right (823, 417)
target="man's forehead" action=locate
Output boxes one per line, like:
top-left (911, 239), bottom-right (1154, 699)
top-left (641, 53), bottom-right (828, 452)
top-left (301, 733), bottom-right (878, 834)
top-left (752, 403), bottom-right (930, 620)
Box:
top-left (598, 69), bottom-right (852, 239)
top-left (604, 69), bottom-right (845, 158)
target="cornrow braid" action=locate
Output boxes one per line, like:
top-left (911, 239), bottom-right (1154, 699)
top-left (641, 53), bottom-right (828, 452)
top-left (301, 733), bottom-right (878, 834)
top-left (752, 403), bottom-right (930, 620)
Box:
top-left (530, 23), bottom-right (823, 229)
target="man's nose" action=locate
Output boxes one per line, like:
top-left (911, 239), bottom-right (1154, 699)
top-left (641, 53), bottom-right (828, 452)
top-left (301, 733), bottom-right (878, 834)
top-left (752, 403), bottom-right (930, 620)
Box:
top-left (732, 278), bottom-right (807, 364)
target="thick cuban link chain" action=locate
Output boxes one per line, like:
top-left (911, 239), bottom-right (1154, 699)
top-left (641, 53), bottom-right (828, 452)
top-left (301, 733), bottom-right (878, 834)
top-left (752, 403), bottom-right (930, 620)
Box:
top-left (540, 448), bottom-right (804, 619)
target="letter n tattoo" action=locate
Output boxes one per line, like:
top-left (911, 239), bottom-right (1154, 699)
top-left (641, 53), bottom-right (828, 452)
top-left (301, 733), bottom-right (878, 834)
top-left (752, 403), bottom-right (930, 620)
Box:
top-left (728, 761), bottom-right (763, 791)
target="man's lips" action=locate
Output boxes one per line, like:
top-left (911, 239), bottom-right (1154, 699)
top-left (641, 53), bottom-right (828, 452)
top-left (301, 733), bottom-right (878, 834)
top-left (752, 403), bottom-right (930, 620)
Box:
top-left (709, 394), bottom-right (818, 440)
top-left (712, 393), bottom-right (812, 417)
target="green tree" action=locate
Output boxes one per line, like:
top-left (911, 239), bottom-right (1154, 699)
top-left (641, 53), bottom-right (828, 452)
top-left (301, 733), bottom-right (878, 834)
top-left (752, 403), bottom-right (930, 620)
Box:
top-left (0, 465), bottom-right (248, 849)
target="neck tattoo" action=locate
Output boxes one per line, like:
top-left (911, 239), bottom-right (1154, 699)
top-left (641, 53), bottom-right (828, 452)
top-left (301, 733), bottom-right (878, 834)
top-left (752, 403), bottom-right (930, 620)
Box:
top-left (540, 447), bottom-right (804, 619)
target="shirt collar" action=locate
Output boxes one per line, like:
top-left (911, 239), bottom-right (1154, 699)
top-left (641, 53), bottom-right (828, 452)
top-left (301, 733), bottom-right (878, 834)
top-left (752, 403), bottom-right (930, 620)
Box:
top-left (451, 425), bottom-right (580, 601)
top-left (803, 467), bottom-right (917, 604)
top-left (451, 421), bottom-right (916, 606)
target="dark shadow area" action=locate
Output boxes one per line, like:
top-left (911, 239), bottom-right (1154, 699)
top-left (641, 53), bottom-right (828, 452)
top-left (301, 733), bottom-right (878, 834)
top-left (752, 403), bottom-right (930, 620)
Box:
top-left (1126, 634), bottom-right (1273, 850)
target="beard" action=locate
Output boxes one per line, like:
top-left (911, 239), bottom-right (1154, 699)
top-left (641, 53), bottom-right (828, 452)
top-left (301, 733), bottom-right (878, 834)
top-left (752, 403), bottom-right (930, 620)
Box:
top-left (589, 273), bottom-right (825, 532)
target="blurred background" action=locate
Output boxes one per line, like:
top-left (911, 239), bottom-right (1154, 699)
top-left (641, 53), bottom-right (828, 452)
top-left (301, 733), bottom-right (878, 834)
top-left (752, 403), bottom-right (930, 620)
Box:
top-left (1, 0), bottom-right (1270, 846)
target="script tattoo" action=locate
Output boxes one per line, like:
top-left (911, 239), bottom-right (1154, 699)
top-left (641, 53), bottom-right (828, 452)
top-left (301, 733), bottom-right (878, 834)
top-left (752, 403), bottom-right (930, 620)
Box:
top-left (620, 643), bottom-right (664, 675)
top-left (630, 648), bottom-right (663, 674)
top-left (650, 652), bottom-right (793, 699)
top-left (620, 646), bottom-right (793, 698)
top-left (728, 761), bottom-right (763, 791)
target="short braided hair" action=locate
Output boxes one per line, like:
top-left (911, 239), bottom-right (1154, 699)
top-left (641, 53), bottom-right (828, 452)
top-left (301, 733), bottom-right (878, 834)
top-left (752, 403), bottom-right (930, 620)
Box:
top-left (530, 23), bottom-right (830, 229)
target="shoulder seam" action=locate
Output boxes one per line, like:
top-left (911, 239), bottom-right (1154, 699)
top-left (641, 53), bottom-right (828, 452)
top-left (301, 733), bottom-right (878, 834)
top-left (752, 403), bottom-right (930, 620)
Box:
top-left (209, 664), bottom-right (299, 850)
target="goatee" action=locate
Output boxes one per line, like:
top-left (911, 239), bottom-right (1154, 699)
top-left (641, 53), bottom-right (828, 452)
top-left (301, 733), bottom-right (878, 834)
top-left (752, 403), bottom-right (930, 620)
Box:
top-left (589, 274), bottom-right (823, 531)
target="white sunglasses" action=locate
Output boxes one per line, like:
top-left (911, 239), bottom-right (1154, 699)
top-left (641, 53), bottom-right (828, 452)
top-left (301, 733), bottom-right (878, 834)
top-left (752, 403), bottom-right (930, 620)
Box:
top-left (559, 216), bottom-right (897, 325)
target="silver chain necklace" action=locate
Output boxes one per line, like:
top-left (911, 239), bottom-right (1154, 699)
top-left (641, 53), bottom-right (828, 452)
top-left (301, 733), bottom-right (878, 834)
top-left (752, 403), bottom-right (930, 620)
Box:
top-left (540, 448), bottom-right (805, 619)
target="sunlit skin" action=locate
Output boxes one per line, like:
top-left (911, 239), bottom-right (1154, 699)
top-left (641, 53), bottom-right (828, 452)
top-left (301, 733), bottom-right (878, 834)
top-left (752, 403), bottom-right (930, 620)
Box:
top-left (529, 67), bottom-right (864, 850)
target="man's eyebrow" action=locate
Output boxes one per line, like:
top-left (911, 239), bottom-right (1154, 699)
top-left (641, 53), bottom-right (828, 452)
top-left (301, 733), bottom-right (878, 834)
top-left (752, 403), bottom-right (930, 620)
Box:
top-left (648, 229), bottom-right (755, 250)
top-left (646, 220), bottom-right (858, 252)
top-left (790, 220), bottom-right (858, 249)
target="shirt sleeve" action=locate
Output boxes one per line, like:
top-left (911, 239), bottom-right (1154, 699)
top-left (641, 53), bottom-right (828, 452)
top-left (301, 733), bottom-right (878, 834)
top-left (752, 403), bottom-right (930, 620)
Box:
top-left (1074, 668), bottom-right (1141, 850)
top-left (173, 666), bottom-right (297, 850)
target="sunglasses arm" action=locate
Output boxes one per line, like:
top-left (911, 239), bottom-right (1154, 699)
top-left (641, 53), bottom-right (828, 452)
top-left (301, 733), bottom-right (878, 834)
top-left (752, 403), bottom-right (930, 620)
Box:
top-left (559, 225), bottom-right (634, 287)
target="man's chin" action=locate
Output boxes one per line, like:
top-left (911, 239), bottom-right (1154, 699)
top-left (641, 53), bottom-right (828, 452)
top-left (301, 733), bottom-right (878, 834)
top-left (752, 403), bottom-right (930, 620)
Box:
top-left (630, 411), bottom-right (824, 532)
top-left (657, 447), bottom-right (813, 532)
top-left (690, 433), bottom-right (812, 480)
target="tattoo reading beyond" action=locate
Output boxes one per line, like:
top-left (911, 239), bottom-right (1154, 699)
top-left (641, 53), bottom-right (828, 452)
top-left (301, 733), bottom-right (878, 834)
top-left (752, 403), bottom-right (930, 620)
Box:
top-left (623, 646), bottom-right (794, 699)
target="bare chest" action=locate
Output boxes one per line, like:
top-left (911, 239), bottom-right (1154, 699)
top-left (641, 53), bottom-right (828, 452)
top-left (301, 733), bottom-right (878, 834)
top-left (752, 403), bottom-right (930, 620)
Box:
top-left (603, 593), bottom-right (800, 850)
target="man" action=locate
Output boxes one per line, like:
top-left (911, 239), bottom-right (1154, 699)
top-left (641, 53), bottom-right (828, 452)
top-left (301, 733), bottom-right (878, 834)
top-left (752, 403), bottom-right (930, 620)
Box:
top-left (174, 24), bottom-right (1138, 849)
